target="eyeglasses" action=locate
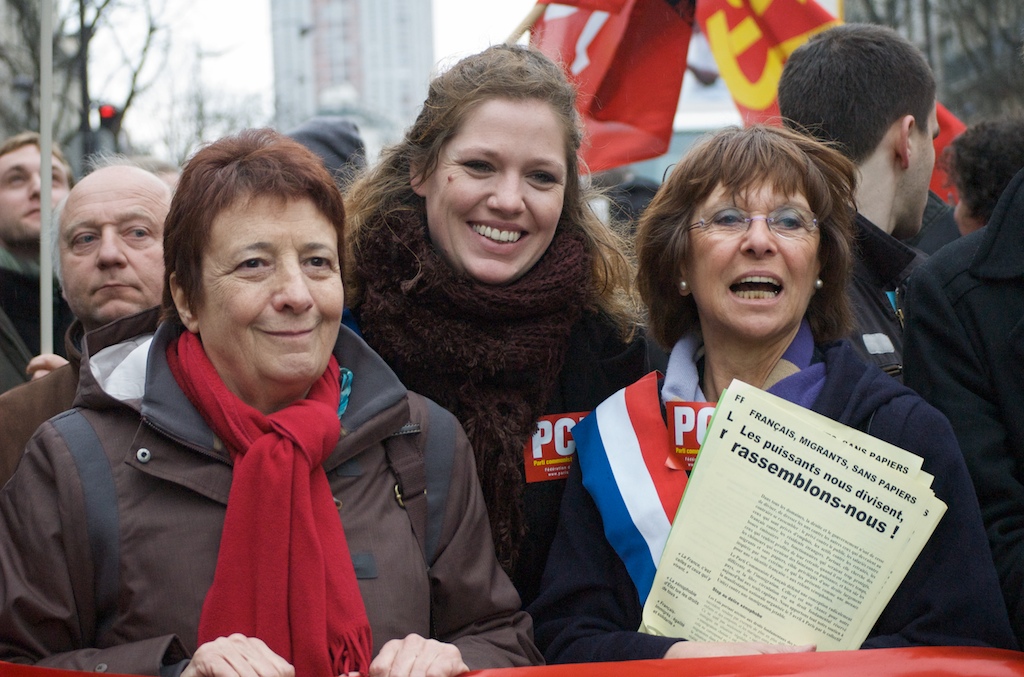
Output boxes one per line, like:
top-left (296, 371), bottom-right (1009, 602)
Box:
top-left (687, 207), bottom-right (818, 240)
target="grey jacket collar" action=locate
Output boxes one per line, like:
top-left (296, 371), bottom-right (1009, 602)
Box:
top-left (79, 308), bottom-right (411, 467)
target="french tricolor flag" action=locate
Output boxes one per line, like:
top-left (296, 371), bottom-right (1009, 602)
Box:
top-left (572, 371), bottom-right (689, 604)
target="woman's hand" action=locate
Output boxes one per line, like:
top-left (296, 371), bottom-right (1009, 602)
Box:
top-left (368, 633), bottom-right (469, 677)
top-left (27, 353), bottom-right (69, 380)
top-left (664, 641), bottom-right (816, 659)
top-left (182, 634), bottom-right (294, 677)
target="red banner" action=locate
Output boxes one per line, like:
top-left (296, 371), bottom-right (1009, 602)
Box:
top-left (531, 0), bottom-right (692, 172)
top-left (475, 646), bottom-right (1024, 676)
top-left (0, 645), bottom-right (1021, 675)
top-left (697, 0), bottom-right (962, 202)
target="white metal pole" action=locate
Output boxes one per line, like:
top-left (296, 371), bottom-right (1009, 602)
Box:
top-left (39, 0), bottom-right (55, 355)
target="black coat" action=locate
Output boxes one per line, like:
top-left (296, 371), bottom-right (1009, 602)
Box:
top-left (0, 266), bottom-right (74, 359)
top-left (0, 306), bottom-right (31, 395)
top-left (847, 213), bottom-right (927, 381)
top-left (349, 306), bottom-right (664, 609)
top-left (904, 168), bottom-right (1024, 646)
top-left (513, 312), bottom-right (664, 608)
top-left (532, 340), bottom-right (1014, 663)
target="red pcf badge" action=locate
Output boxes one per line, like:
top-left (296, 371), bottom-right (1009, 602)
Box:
top-left (523, 412), bottom-right (589, 483)
top-left (665, 401), bottom-right (717, 471)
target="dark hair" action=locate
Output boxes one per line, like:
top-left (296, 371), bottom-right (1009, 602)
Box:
top-left (161, 128), bottom-right (347, 324)
top-left (345, 43), bottom-right (637, 332)
top-left (944, 116), bottom-right (1024, 225)
top-left (636, 125), bottom-right (857, 350)
top-left (778, 24), bottom-right (936, 163)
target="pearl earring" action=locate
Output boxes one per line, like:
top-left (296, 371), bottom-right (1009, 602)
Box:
top-left (679, 280), bottom-right (689, 293)
top-left (815, 278), bottom-right (824, 290)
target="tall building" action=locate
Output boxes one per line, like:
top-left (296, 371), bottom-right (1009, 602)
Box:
top-left (271, 0), bottom-right (434, 140)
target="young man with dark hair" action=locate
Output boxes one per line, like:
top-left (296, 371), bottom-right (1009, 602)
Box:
top-left (778, 24), bottom-right (938, 380)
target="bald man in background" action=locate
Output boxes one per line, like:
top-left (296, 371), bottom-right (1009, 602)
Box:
top-left (0, 162), bottom-right (171, 485)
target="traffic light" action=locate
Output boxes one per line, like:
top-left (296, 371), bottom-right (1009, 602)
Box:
top-left (94, 103), bottom-right (122, 153)
top-left (98, 103), bottom-right (120, 131)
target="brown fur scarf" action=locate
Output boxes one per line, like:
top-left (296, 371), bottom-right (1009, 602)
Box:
top-left (355, 210), bottom-right (591, 571)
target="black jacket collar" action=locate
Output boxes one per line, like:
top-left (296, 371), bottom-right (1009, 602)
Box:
top-left (853, 213), bottom-right (925, 288)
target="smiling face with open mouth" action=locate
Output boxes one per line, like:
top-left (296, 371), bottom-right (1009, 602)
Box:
top-left (412, 97), bottom-right (567, 286)
top-left (681, 183), bottom-right (822, 353)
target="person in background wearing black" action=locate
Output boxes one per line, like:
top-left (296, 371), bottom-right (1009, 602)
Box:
top-left (904, 164), bottom-right (1024, 647)
top-left (943, 116), bottom-right (1024, 237)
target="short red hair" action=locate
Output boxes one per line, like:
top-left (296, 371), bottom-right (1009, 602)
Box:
top-left (161, 128), bottom-right (347, 323)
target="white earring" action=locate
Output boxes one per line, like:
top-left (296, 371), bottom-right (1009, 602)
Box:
top-left (679, 279), bottom-right (689, 293)
top-left (815, 278), bottom-right (824, 290)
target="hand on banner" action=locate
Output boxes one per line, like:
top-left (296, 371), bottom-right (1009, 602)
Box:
top-left (369, 633), bottom-right (469, 677)
top-left (182, 634), bottom-right (294, 677)
top-left (664, 640), bottom-right (816, 659)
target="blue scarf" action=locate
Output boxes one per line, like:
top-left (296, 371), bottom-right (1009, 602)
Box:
top-left (662, 319), bottom-right (825, 409)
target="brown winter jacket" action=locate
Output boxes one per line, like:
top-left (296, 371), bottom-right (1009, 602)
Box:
top-left (0, 319), bottom-right (84, 487)
top-left (0, 308), bottom-right (541, 674)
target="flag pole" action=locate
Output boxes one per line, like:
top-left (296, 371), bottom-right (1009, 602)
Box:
top-left (507, 4), bottom-right (547, 44)
top-left (39, 0), bottom-right (55, 356)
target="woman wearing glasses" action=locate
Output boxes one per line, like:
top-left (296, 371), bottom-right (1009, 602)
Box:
top-left (529, 125), bottom-right (1014, 662)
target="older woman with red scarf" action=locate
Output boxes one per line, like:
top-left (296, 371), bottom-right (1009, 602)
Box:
top-left (0, 129), bottom-right (539, 676)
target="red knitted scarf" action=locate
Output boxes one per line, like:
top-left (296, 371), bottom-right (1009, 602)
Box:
top-left (166, 330), bottom-right (372, 675)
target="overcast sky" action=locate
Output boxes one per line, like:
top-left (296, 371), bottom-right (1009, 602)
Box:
top-left (124, 0), bottom-right (535, 155)
top-left (171, 0), bottom-right (536, 103)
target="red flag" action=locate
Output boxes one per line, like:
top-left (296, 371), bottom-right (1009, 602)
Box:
top-left (698, 0), bottom-right (962, 202)
top-left (696, 0), bottom-right (837, 126)
top-left (531, 1), bottom-right (692, 172)
top-left (932, 103), bottom-right (965, 201)
top-left (541, 0), bottom-right (631, 10)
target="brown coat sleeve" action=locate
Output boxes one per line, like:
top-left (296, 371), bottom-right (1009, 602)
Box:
top-left (0, 364), bottom-right (79, 487)
top-left (0, 421), bottom-right (188, 674)
top-left (424, 406), bottom-right (543, 668)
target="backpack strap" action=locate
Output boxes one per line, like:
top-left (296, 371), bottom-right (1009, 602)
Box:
top-left (385, 418), bottom-right (428, 560)
top-left (385, 394), bottom-right (457, 566)
top-left (421, 398), bottom-right (456, 564)
top-left (50, 409), bottom-right (120, 639)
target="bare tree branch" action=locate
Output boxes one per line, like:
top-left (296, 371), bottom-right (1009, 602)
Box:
top-left (846, 0), bottom-right (1024, 122)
